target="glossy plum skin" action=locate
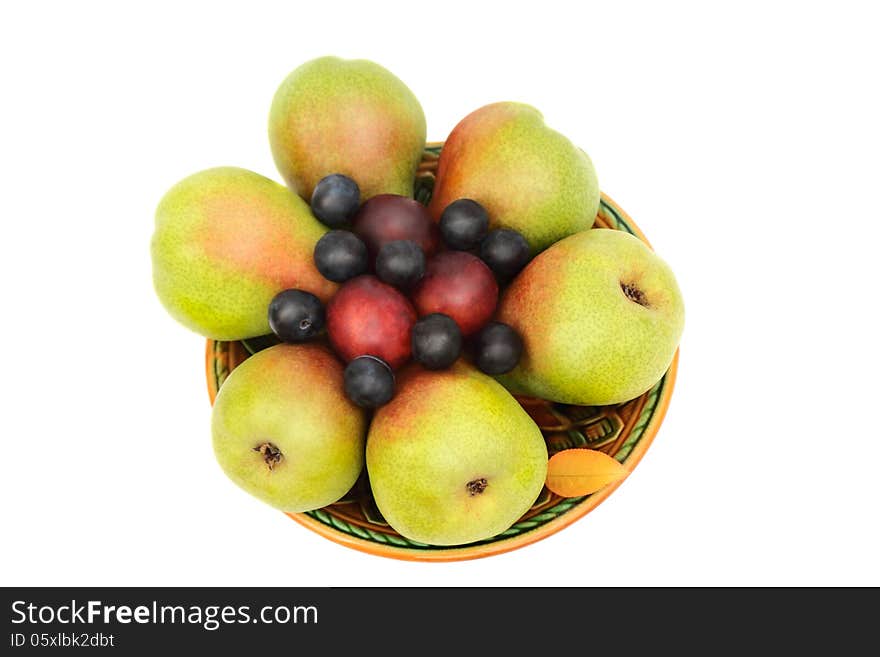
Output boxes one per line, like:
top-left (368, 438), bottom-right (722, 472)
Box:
top-left (474, 321), bottom-right (523, 374)
top-left (411, 313), bottom-right (462, 370)
top-left (480, 228), bottom-right (531, 279)
top-left (344, 355), bottom-right (395, 408)
top-left (310, 174), bottom-right (361, 228)
top-left (326, 275), bottom-right (417, 369)
top-left (267, 289), bottom-right (325, 342)
top-left (313, 230), bottom-right (369, 283)
top-left (439, 198), bottom-right (489, 250)
top-left (411, 251), bottom-right (499, 336)
top-left (376, 239), bottom-right (426, 289)
top-left (352, 194), bottom-right (440, 259)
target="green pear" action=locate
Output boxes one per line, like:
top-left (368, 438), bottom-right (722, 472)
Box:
top-left (269, 56), bottom-right (427, 201)
top-left (366, 362), bottom-right (548, 546)
top-left (151, 167), bottom-right (336, 340)
top-left (428, 102), bottom-right (599, 253)
top-left (498, 229), bottom-right (685, 405)
top-left (212, 343), bottom-right (367, 513)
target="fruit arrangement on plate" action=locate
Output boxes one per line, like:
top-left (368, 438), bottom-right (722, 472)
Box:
top-left (151, 57), bottom-right (684, 561)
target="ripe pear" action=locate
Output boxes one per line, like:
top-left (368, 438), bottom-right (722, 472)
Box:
top-left (428, 102), bottom-right (599, 253)
top-left (497, 229), bottom-right (684, 405)
top-left (212, 343), bottom-right (367, 513)
top-left (269, 56), bottom-right (427, 201)
top-left (367, 362), bottom-right (548, 546)
top-left (151, 167), bottom-right (336, 340)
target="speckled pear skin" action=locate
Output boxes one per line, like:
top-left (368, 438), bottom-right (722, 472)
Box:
top-left (212, 343), bottom-right (367, 513)
top-left (497, 229), bottom-right (684, 405)
top-left (366, 361), bottom-right (548, 546)
top-left (151, 167), bottom-right (337, 340)
top-left (427, 102), bottom-right (600, 254)
top-left (269, 56), bottom-right (427, 201)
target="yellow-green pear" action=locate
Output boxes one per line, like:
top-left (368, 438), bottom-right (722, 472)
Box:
top-left (428, 102), bottom-right (599, 253)
top-left (498, 229), bottom-right (684, 405)
top-left (151, 167), bottom-right (336, 340)
top-left (269, 56), bottom-right (426, 201)
top-left (367, 362), bottom-right (548, 546)
top-left (212, 344), bottom-right (366, 513)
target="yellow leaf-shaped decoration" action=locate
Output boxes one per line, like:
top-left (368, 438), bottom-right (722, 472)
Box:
top-left (545, 449), bottom-right (628, 497)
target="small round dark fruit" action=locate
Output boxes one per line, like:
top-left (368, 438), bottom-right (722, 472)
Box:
top-left (310, 174), bottom-right (360, 228)
top-left (313, 230), bottom-right (369, 283)
top-left (474, 322), bottom-right (523, 375)
top-left (344, 355), bottom-right (395, 408)
top-left (268, 289), bottom-right (325, 343)
top-left (376, 240), bottom-right (426, 289)
top-left (411, 313), bottom-right (462, 370)
top-left (480, 228), bottom-right (531, 278)
top-left (439, 199), bottom-right (489, 250)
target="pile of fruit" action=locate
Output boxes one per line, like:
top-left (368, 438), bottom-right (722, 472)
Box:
top-left (151, 57), bottom-right (685, 547)
top-left (273, 189), bottom-right (529, 407)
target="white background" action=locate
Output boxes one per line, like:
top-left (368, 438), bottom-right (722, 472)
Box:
top-left (1, 1), bottom-right (878, 587)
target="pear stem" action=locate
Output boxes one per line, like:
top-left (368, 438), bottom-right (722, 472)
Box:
top-left (253, 442), bottom-right (284, 471)
top-left (466, 478), bottom-right (488, 496)
top-left (621, 282), bottom-right (649, 307)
